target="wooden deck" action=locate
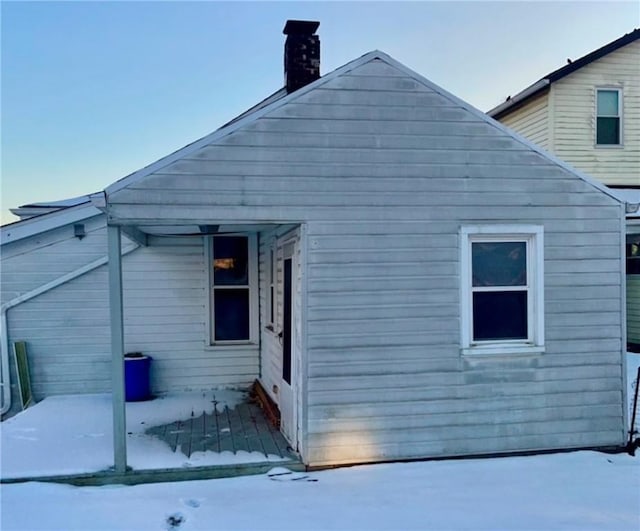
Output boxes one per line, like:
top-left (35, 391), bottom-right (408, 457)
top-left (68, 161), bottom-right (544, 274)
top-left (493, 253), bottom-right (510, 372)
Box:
top-left (145, 400), bottom-right (297, 460)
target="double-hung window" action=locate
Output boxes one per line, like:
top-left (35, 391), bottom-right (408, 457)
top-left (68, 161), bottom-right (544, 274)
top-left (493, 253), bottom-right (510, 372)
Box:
top-left (209, 234), bottom-right (257, 344)
top-left (596, 88), bottom-right (622, 146)
top-left (461, 225), bottom-right (544, 355)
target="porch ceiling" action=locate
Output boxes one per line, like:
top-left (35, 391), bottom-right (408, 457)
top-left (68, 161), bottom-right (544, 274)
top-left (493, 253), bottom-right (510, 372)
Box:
top-left (131, 223), bottom-right (293, 236)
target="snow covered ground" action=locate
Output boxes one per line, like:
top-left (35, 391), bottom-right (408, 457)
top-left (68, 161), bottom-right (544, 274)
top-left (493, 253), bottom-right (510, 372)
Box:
top-left (1, 451), bottom-right (639, 530)
top-left (3, 354), bottom-right (639, 480)
top-left (1, 354), bottom-right (639, 530)
top-left (0, 390), bottom-right (284, 479)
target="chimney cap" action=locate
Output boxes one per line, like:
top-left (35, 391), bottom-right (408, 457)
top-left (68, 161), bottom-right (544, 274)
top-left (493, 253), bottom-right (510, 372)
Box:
top-left (283, 20), bottom-right (320, 36)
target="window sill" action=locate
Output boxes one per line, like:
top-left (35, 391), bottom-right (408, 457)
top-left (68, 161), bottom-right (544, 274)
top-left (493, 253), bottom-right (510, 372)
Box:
top-left (461, 344), bottom-right (545, 356)
top-left (204, 342), bottom-right (258, 351)
top-left (594, 144), bottom-right (624, 149)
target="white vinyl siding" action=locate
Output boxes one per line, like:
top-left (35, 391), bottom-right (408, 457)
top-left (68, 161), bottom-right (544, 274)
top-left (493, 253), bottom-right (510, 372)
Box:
top-left (123, 236), bottom-right (259, 390)
top-left (1, 215), bottom-right (107, 306)
top-left (2, 228), bottom-right (258, 412)
top-left (107, 57), bottom-right (625, 466)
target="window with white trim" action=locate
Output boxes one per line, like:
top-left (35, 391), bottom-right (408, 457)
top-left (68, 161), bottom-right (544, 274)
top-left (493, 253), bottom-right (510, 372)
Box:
top-left (461, 226), bottom-right (544, 355)
top-left (208, 234), bottom-right (257, 344)
top-left (596, 88), bottom-right (622, 146)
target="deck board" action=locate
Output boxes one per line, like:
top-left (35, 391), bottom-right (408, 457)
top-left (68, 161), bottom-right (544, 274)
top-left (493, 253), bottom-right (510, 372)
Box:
top-left (145, 397), bottom-right (296, 460)
top-left (237, 402), bottom-right (267, 456)
top-left (219, 406), bottom-right (236, 453)
top-left (228, 405), bottom-right (250, 453)
top-left (250, 403), bottom-right (284, 457)
top-left (176, 416), bottom-right (193, 457)
top-left (166, 421), bottom-right (182, 452)
top-left (204, 407), bottom-right (220, 453)
top-left (190, 413), bottom-right (206, 454)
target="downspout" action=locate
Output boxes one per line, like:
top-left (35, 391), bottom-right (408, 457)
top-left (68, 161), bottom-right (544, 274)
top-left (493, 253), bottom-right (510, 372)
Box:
top-left (0, 243), bottom-right (139, 415)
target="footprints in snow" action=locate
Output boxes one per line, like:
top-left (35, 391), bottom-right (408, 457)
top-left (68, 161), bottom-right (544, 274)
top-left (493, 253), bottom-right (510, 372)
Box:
top-left (165, 512), bottom-right (185, 530)
top-left (182, 498), bottom-right (201, 508)
top-left (164, 469), bottom-right (315, 528)
top-left (165, 499), bottom-right (201, 529)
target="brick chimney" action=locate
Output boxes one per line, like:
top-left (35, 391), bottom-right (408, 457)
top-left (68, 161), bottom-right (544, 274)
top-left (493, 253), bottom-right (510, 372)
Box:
top-left (283, 20), bottom-right (320, 93)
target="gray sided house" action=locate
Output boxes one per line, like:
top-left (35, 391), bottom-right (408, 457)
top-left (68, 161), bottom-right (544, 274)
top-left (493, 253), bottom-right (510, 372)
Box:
top-left (1, 22), bottom-right (629, 469)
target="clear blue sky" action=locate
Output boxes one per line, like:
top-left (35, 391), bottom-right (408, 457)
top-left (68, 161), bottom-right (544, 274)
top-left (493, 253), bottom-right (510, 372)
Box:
top-left (2, 1), bottom-right (638, 224)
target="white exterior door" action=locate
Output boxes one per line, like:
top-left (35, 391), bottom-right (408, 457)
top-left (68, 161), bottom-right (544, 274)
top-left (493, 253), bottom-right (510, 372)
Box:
top-left (277, 238), bottom-right (297, 448)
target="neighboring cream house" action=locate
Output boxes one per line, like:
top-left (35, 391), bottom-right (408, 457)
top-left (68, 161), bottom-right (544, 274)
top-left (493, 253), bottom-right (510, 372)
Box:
top-left (488, 29), bottom-right (639, 187)
top-left (488, 29), bottom-right (640, 349)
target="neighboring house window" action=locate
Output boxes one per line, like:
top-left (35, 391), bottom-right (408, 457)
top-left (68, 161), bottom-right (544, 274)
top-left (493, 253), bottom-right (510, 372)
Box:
top-left (596, 88), bottom-right (622, 145)
top-left (209, 234), bottom-right (257, 344)
top-left (461, 226), bottom-right (544, 355)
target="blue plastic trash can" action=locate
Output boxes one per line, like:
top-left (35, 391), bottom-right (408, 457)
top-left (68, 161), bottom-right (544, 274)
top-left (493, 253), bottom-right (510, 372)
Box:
top-left (124, 353), bottom-right (152, 401)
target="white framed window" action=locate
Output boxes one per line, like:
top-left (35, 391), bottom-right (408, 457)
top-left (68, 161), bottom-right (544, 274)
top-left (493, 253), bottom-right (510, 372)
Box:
top-left (460, 225), bottom-right (544, 355)
top-left (207, 234), bottom-right (258, 345)
top-left (596, 88), bottom-right (622, 146)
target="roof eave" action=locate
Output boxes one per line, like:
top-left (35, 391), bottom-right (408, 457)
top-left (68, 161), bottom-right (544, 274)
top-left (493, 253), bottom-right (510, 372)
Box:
top-left (488, 28), bottom-right (640, 117)
top-left (488, 80), bottom-right (550, 118)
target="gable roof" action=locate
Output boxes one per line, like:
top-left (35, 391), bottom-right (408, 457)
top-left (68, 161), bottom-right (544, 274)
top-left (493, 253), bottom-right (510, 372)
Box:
top-left (102, 50), bottom-right (623, 207)
top-left (103, 51), bottom-right (385, 197)
top-left (488, 28), bottom-right (640, 119)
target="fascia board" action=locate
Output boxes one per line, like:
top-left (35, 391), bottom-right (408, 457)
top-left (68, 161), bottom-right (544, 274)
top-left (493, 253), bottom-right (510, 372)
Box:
top-left (1, 204), bottom-right (103, 245)
top-left (487, 80), bottom-right (550, 118)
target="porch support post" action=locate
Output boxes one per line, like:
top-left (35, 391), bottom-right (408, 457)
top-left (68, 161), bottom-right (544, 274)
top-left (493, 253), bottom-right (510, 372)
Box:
top-left (108, 224), bottom-right (127, 473)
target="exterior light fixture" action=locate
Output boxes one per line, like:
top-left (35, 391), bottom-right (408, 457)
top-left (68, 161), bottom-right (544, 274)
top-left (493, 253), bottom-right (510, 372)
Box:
top-left (73, 223), bottom-right (86, 240)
